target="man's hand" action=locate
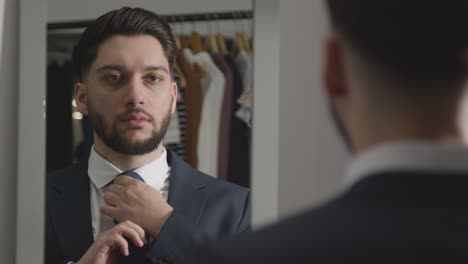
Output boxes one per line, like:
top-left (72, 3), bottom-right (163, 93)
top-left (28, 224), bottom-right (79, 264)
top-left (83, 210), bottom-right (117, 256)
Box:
top-left (101, 176), bottom-right (174, 238)
top-left (76, 220), bottom-right (146, 264)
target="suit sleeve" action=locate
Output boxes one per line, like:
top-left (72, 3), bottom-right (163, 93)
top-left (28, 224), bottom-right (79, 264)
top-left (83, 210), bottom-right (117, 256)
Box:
top-left (145, 189), bottom-right (250, 264)
top-left (45, 208), bottom-right (69, 264)
top-left (235, 190), bottom-right (251, 233)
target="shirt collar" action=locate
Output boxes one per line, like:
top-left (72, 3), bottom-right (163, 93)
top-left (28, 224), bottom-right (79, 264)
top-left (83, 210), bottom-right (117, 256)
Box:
top-left (88, 146), bottom-right (170, 190)
top-left (344, 140), bottom-right (468, 187)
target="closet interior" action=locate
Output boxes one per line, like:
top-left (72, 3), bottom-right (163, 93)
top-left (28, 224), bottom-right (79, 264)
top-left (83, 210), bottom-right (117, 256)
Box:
top-left (47, 10), bottom-right (253, 188)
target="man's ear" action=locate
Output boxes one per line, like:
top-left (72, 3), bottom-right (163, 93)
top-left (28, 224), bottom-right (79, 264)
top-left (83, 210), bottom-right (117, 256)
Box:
top-left (322, 34), bottom-right (348, 99)
top-left (170, 81), bottom-right (178, 114)
top-left (74, 82), bottom-right (88, 116)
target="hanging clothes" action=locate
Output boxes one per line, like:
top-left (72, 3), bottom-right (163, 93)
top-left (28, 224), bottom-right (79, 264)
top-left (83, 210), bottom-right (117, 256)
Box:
top-left (211, 53), bottom-right (234, 181)
top-left (176, 49), bottom-right (204, 168)
top-left (173, 66), bottom-right (187, 160)
top-left (234, 50), bottom-right (253, 127)
top-left (223, 54), bottom-right (251, 187)
top-left (163, 69), bottom-right (184, 158)
top-left (184, 48), bottom-right (225, 177)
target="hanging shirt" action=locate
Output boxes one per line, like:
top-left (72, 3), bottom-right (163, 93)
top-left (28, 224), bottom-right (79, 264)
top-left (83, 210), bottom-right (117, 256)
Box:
top-left (234, 50), bottom-right (253, 126)
top-left (184, 49), bottom-right (225, 177)
top-left (225, 55), bottom-right (251, 188)
top-left (164, 69), bottom-right (185, 159)
top-left (211, 53), bottom-right (234, 181)
top-left (176, 49), bottom-right (204, 168)
top-left (88, 147), bottom-right (171, 239)
top-left (163, 106), bottom-right (181, 144)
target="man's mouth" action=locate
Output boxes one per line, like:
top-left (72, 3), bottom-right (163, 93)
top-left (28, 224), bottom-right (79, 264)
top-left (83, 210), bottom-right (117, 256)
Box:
top-left (124, 114), bottom-right (148, 126)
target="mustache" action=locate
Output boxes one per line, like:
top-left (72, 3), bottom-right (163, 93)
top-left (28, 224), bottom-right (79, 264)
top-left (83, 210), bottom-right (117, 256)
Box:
top-left (118, 108), bottom-right (155, 122)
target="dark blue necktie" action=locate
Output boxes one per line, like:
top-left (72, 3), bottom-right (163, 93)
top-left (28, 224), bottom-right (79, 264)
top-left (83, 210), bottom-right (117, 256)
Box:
top-left (115, 171), bottom-right (148, 263)
top-left (119, 170), bottom-right (145, 182)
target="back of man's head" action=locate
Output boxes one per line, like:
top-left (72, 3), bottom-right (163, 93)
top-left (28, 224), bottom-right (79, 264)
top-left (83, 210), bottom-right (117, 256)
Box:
top-left (326, 0), bottom-right (468, 96)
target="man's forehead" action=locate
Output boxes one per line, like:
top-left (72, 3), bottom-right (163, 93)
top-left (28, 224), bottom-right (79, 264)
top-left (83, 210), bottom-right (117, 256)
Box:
top-left (92, 35), bottom-right (169, 71)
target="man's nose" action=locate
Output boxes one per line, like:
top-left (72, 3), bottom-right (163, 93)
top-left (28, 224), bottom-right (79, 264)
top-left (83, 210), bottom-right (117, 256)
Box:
top-left (125, 77), bottom-right (144, 107)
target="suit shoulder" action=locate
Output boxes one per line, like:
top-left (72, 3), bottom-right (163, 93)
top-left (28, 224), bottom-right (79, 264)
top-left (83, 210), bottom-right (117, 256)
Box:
top-left (47, 163), bottom-right (84, 186)
top-left (168, 150), bottom-right (249, 195)
top-left (194, 169), bottom-right (249, 194)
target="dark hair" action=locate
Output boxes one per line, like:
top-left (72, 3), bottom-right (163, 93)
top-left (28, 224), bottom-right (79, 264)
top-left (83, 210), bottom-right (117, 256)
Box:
top-left (72, 7), bottom-right (176, 81)
top-left (325, 0), bottom-right (468, 87)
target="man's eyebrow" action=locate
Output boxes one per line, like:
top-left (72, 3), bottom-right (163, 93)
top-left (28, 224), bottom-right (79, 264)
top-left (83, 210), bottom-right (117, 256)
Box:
top-left (143, 65), bottom-right (169, 74)
top-left (95, 65), bottom-right (126, 73)
top-left (95, 65), bottom-right (169, 74)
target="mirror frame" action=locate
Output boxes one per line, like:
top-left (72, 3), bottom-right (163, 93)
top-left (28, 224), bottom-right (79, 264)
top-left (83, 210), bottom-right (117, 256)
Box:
top-left (16, 0), bottom-right (47, 262)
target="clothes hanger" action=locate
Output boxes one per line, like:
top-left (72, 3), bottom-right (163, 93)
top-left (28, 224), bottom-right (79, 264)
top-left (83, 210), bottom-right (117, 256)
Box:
top-left (173, 16), bottom-right (182, 50)
top-left (181, 35), bottom-right (191, 49)
top-left (190, 19), bottom-right (204, 53)
top-left (239, 11), bottom-right (252, 54)
top-left (191, 31), bottom-right (204, 53)
top-left (214, 14), bottom-right (228, 55)
top-left (234, 12), bottom-right (246, 54)
top-left (206, 14), bottom-right (219, 53)
top-left (177, 15), bottom-right (190, 49)
top-left (241, 32), bottom-right (251, 54)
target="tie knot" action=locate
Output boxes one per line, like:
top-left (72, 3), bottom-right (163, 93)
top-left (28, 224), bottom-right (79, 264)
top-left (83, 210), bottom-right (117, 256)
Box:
top-left (118, 170), bottom-right (145, 183)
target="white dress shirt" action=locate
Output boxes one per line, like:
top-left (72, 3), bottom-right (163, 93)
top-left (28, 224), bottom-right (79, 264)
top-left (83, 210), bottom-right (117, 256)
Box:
top-left (344, 140), bottom-right (468, 188)
top-left (184, 49), bottom-right (225, 177)
top-left (88, 146), bottom-right (171, 239)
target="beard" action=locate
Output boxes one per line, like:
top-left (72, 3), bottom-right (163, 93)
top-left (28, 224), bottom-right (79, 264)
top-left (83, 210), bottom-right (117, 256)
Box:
top-left (329, 103), bottom-right (354, 153)
top-left (88, 103), bottom-right (172, 156)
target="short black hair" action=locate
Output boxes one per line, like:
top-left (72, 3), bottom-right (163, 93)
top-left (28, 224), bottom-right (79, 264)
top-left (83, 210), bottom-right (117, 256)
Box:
top-left (72, 7), bottom-right (176, 81)
top-left (325, 1), bottom-right (468, 86)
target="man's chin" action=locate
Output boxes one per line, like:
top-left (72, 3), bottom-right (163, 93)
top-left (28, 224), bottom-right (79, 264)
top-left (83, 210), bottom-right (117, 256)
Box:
top-left (110, 137), bottom-right (162, 156)
top-left (120, 127), bottom-right (153, 138)
top-left (122, 136), bottom-right (157, 146)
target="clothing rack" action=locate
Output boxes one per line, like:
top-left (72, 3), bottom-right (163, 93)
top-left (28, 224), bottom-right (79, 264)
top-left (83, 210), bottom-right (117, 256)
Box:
top-left (47, 10), bottom-right (253, 30)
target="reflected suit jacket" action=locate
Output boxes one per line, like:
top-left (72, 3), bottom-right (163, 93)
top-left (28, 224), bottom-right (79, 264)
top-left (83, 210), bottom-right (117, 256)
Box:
top-left (45, 150), bottom-right (250, 264)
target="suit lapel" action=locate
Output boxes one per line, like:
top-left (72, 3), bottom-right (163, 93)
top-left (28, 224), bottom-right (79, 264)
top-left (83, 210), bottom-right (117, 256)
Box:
top-left (48, 163), bottom-right (93, 260)
top-left (166, 150), bottom-right (208, 225)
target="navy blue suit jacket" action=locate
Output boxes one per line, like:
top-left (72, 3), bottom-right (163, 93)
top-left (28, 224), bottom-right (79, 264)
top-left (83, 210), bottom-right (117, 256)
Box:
top-left (45, 150), bottom-right (250, 264)
top-left (191, 172), bottom-right (468, 263)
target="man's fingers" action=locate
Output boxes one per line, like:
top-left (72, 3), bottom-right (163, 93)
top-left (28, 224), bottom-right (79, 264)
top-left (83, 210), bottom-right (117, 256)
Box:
top-left (100, 205), bottom-right (119, 219)
top-left (105, 184), bottom-right (125, 195)
top-left (109, 234), bottom-right (129, 256)
top-left (103, 191), bottom-right (120, 206)
top-left (120, 220), bottom-right (147, 244)
top-left (114, 175), bottom-right (138, 186)
top-left (117, 223), bottom-right (146, 247)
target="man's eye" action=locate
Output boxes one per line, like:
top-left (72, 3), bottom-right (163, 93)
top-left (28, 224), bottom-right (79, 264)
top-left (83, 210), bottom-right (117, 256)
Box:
top-left (105, 74), bottom-right (121, 82)
top-left (147, 75), bottom-right (161, 83)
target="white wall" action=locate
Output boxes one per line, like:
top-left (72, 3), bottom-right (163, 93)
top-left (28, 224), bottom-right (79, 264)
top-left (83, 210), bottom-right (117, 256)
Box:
top-left (0, 0), bottom-right (18, 262)
top-left (252, 0), bottom-right (348, 226)
top-left (16, 0), bottom-right (47, 263)
top-left (251, 0), bottom-right (280, 227)
top-left (277, 0), bottom-right (348, 218)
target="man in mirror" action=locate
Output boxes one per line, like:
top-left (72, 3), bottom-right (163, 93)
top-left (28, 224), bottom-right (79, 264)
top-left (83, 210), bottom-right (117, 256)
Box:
top-left (45, 7), bottom-right (250, 264)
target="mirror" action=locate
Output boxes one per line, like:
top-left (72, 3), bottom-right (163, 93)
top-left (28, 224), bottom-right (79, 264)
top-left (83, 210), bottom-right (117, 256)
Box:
top-left (44, 0), bottom-right (254, 263)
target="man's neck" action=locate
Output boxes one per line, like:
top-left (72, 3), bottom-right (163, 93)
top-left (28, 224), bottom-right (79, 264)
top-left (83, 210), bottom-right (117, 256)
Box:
top-left (93, 140), bottom-right (164, 171)
top-left (353, 124), bottom-right (461, 155)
